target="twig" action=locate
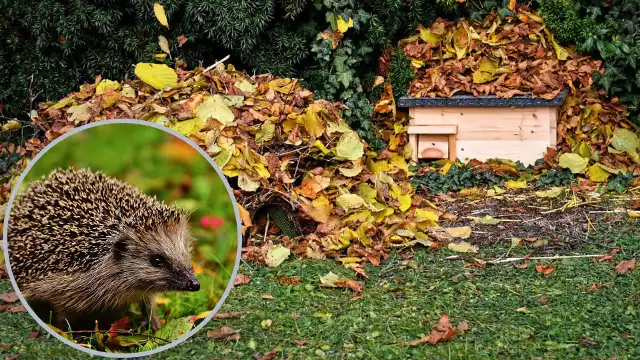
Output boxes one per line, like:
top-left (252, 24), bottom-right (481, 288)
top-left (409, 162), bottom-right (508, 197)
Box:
top-left (263, 214), bottom-right (270, 241)
top-left (203, 55), bottom-right (231, 73)
top-left (488, 254), bottom-right (606, 264)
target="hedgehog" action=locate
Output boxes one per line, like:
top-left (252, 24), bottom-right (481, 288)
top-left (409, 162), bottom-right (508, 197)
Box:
top-left (7, 168), bottom-right (200, 330)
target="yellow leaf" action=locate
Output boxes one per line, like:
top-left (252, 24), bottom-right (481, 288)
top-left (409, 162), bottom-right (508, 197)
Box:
top-left (504, 179), bottom-right (527, 189)
top-left (452, 24), bottom-right (469, 59)
top-left (2, 120), bottom-right (21, 132)
top-left (473, 58), bottom-right (499, 84)
top-left (153, 3), bottom-right (169, 29)
top-left (158, 35), bottom-right (171, 55)
top-left (238, 171), bottom-right (260, 192)
top-left (469, 215), bottom-right (502, 225)
top-left (336, 194), bottom-right (366, 211)
top-left (411, 58), bottom-right (424, 68)
top-left (611, 128), bottom-right (640, 153)
top-left (535, 187), bottom-right (564, 198)
top-left (493, 185), bottom-right (506, 194)
top-left (578, 142), bottom-right (592, 159)
top-left (266, 245), bottom-right (291, 268)
top-left (314, 140), bottom-right (331, 155)
top-left (419, 27), bottom-right (441, 45)
top-left (338, 257), bottom-right (362, 264)
top-left (414, 208), bottom-right (439, 222)
top-left (171, 118), bottom-right (204, 136)
top-left (335, 131), bottom-right (364, 161)
top-left (255, 119), bottom-right (275, 143)
top-left (95, 80), bottom-right (121, 94)
top-left (302, 105), bottom-right (325, 138)
top-left (134, 63), bottom-right (177, 90)
top-left (338, 166), bottom-right (362, 177)
top-left (235, 79), bottom-right (256, 93)
top-left (558, 153), bottom-right (589, 173)
top-left (155, 297), bottom-right (171, 305)
top-left (213, 148), bottom-right (232, 168)
top-left (337, 16), bottom-right (354, 33)
top-left (448, 241), bottom-right (478, 253)
top-left (302, 196), bottom-right (332, 223)
top-left (195, 94), bottom-right (235, 126)
top-left (444, 226), bottom-right (472, 239)
top-left (544, 29), bottom-right (569, 60)
top-left (588, 163), bottom-right (610, 183)
top-left (268, 78), bottom-right (295, 94)
top-left (67, 103), bottom-right (92, 124)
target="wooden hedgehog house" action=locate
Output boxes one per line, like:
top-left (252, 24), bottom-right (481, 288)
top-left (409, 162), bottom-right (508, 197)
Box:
top-left (398, 89), bottom-right (569, 166)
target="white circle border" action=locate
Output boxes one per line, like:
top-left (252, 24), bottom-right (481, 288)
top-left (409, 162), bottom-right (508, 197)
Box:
top-left (2, 119), bottom-right (243, 358)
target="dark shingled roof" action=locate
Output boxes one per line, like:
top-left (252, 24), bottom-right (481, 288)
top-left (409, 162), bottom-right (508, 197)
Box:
top-left (397, 88), bottom-right (569, 108)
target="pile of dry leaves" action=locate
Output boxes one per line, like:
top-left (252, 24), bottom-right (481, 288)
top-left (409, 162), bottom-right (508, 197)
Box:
top-left (397, 4), bottom-right (640, 179)
top-left (0, 61), bottom-right (469, 273)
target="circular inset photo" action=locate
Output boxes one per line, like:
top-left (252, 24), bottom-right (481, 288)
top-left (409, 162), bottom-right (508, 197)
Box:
top-left (2, 120), bottom-right (241, 356)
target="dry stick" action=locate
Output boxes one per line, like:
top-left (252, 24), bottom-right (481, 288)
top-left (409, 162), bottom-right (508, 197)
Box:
top-left (488, 254), bottom-right (606, 264)
top-left (203, 55), bottom-right (231, 73)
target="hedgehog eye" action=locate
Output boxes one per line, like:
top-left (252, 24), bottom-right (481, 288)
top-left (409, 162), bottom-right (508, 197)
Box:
top-left (150, 255), bottom-right (167, 268)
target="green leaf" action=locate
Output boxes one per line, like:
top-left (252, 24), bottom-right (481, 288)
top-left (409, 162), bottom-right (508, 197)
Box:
top-left (255, 118), bottom-right (275, 143)
top-left (610, 128), bottom-right (639, 153)
top-left (335, 131), bottom-right (364, 161)
top-left (142, 317), bottom-right (194, 351)
top-left (558, 153), bottom-right (589, 173)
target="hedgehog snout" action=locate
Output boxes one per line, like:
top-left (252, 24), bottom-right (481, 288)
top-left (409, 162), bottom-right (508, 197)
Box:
top-left (173, 269), bottom-right (200, 292)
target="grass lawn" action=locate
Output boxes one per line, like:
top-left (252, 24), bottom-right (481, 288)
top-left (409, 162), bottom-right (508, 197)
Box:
top-left (1, 213), bottom-right (638, 359)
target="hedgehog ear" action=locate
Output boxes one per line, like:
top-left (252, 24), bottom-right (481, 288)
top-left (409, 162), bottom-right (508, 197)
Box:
top-left (112, 235), bottom-right (130, 261)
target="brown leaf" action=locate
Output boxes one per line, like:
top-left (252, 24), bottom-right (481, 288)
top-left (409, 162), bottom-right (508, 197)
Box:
top-left (213, 312), bottom-right (241, 320)
top-left (614, 259), bottom-right (636, 274)
top-left (254, 349), bottom-right (277, 360)
top-left (514, 263), bottom-right (528, 269)
top-left (535, 264), bottom-right (555, 275)
top-left (234, 274), bottom-right (252, 286)
top-left (0, 292), bottom-right (19, 303)
top-left (28, 331), bottom-right (40, 339)
top-left (407, 313), bottom-right (459, 346)
top-left (261, 295), bottom-right (274, 300)
top-left (276, 275), bottom-right (302, 285)
top-left (293, 339), bottom-right (307, 345)
top-left (176, 35), bottom-right (188, 47)
top-left (207, 326), bottom-right (240, 341)
top-left (7, 306), bottom-right (25, 313)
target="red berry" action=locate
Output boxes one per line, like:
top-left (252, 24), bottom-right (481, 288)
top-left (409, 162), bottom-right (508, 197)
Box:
top-left (199, 215), bottom-right (224, 229)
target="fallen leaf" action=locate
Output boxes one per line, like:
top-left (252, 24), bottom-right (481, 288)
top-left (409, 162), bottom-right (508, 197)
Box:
top-left (535, 264), bottom-right (555, 275)
top-left (158, 35), bottom-right (171, 55)
top-left (335, 131), bottom-right (364, 161)
top-left (265, 244), bottom-right (291, 268)
top-left (8, 306), bottom-right (25, 313)
top-left (233, 274), bottom-right (252, 286)
top-left (558, 153), bottom-right (588, 174)
top-left (516, 306), bottom-right (528, 313)
top-left (135, 63), bottom-right (177, 90)
top-left (407, 313), bottom-right (459, 346)
top-left (176, 35), bottom-right (188, 47)
top-left (444, 226), bottom-right (472, 239)
top-left (213, 312), bottom-right (241, 319)
top-left (0, 292), bottom-right (18, 303)
top-left (207, 326), bottom-right (240, 341)
top-left (535, 187), bottom-right (564, 198)
top-left (261, 295), bottom-right (274, 300)
top-left (153, 3), bottom-right (169, 29)
top-left (447, 241), bottom-right (478, 253)
top-left (614, 259), bottom-right (636, 274)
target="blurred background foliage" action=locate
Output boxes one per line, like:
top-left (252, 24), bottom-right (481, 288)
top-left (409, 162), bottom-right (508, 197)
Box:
top-left (21, 122), bottom-right (239, 320)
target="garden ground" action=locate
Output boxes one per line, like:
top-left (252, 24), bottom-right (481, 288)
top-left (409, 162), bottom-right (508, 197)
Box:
top-left (0, 195), bottom-right (639, 359)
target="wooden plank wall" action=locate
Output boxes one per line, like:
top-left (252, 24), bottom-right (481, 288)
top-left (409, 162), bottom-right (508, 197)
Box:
top-left (409, 106), bottom-right (556, 165)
